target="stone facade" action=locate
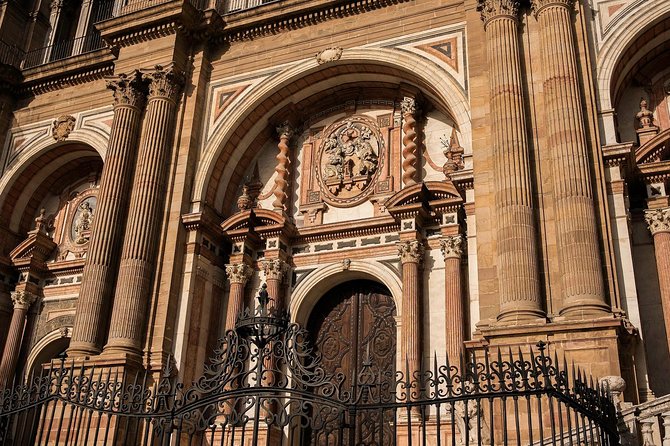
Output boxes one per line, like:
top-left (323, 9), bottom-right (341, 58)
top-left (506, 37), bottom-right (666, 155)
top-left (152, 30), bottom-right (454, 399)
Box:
top-left (0, 0), bottom-right (668, 414)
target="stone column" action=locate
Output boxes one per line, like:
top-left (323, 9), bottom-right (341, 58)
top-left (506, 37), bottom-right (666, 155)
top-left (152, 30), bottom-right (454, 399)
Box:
top-left (645, 207), bottom-right (670, 353)
top-left (478, 0), bottom-right (544, 322)
top-left (398, 240), bottom-right (424, 382)
top-left (69, 71), bottom-right (147, 357)
top-left (532, 0), bottom-right (608, 316)
top-left (261, 259), bottom-right (288, 310)
top-left (272, 122), bottom-right (293, 213)
top-left (0, 291), bottom-right (37, 389)
top-left (400, 97), bottom-right (419, 187)
top-left (440, 235), bottom-right (465, 361)
top-left (224, 263), bottom-right (253, 330)
top-left (104, 65), bottom-right (184, 357)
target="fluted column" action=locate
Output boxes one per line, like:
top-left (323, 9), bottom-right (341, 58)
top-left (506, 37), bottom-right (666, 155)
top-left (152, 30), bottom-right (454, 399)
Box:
top-left (532, 0), bottom-right (608, 316)
top-left (69, 71), bottom-right (147, 357)
top-left (400, 97), bottom-right (419, 187)
top-left (224, 264), bottom-right (253, 330)
top-left (104, 65), bottom-right (184, 357)
top-left (261, 259), bottom-right (288, 310)
top-left (440, 235), bottom-right (465, 360)
top-left (0, 291), bottom-right (37, 389)
top-left (398, 240), bottom-right (424, 383)
top-left (645, 207), bottom-right (670, 353)
top-left (477, 0), bottom-right (543, 322)
top-left (272, 122), bottom-right (293, 212)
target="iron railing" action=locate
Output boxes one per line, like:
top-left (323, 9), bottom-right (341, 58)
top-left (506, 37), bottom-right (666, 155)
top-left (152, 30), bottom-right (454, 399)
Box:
top-left (23, 33), bottom-right (106, 69)
top-left (0, 287), bottom-right (620, 446)
top-left (0, 40), bottom-right (24, 69)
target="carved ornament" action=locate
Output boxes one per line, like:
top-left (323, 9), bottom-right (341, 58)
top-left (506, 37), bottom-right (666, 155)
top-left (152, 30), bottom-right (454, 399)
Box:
top-left (71, 197), bottom-right (95, 245)
top-left (440, 235), bottom-right (465, 259)
top-left (316, 47), bottom-right (343, 65)
top-left (143, 65), bottom-right (184, 101)
top-left (645, 207), bottom-right (670, 235)
top-left (477, 0), bottom-right (521, 23)
top-left (530, 0), bottom-right (575, 17)
top-left (106, 70), bottom-right (147, 108)
top-left (398, 240), bottom-right (424, 264)
top-left (276, 121), bottom-right (294, 140)
top-left (400, 97), bottom-right (417, 116)
top-left (636, 98), bottom-right (655, 129)
top-left (11, 290), bottom-right (38, 310)
top-left (441, 129), bottom-right (465, 179)
top-left (52, 115), bottom-right (76, 142)
top-left (315, 115), bottom-right (384, 207)
top-left (225, 263), bottom-right (253, 285)
top-left (261, 259), bottom-right (288, 282)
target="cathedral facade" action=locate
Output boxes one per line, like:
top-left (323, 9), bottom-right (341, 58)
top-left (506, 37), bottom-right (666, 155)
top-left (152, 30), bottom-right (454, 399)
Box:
top-left (0, 0), bottom-right (669, 417)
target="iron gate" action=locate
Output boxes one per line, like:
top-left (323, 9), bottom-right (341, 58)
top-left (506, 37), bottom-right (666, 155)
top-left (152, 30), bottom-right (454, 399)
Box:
top-left (0, 287), bottom-right (620, 445)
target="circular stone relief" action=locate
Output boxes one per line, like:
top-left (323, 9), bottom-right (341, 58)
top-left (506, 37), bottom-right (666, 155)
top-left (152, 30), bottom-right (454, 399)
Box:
top-left (315, 115), bottom-right (384, 207)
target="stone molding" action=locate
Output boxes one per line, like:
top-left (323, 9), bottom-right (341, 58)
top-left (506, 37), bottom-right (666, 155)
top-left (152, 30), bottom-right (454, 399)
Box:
top-left (142, 65), bottom-right (184, 102)
top-left (225, 263), bottom-right (253, 285)
top-left (477, 0), bottom-right (521, 24)
top-left (261, 259), bottom-right (289, 282)
top-left (531, 0), bottom-right (574, 17)
top-left (11, 290), bottom-right (38, 310)
top-left (440, 235), bottom-right (465, 259)
top-left (645, 207), bottom-right (670, 235)
top-left (398, 240), bottom-right (424, 264)
top-left (106, 70), bottom-right (147, 109)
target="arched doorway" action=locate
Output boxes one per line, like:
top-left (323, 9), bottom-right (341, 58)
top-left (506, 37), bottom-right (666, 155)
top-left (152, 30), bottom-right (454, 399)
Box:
top-left (306, 279), bottom-right (396, 445)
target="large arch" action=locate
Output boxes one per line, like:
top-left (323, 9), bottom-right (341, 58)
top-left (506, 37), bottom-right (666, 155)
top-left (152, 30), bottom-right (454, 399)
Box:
top-left (193, 47), bottom-right (471, 212)
top-left (289, 259), bottom-right (402, 326)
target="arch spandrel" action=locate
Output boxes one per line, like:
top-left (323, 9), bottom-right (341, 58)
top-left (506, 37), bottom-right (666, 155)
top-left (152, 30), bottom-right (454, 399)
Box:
top-left (193, 48), bottom-right (471, 213)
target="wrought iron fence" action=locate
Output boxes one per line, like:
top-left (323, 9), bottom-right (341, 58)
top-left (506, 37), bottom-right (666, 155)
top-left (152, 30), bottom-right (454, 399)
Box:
top-left (0, 287), bottom-right (620, 445)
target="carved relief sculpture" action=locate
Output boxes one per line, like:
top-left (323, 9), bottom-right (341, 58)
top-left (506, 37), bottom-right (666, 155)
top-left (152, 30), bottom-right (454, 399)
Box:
top-left (73, 200), bottom-right (94, 244)
top-left (316, 115), bottom-right (384, 206)
top-left (52, 115), bottom-right (76, 141)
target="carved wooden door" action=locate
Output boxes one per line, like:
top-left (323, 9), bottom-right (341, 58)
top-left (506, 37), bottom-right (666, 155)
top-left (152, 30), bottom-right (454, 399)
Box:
top-left (307, 280), bottom-right (396, 445)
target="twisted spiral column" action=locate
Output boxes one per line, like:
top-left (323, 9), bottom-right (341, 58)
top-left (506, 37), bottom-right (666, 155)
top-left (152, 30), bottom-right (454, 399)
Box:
top-left (104, 65), bottom-right (184, 357)
top-left (272, 122), bottom-right (293, 212)
top-left (645, 208), bottom-right (670, 353)
top-left (401, 97), bottom-right (419, 187)
top-left (69, 71), bottom-right (147, 357)
top-left (224, 264), bottom-right (253, 330)
top-left (532, 0), bottom-right (608, 316)
top-left (477, 0), bottom-right (544, 322)
top-left (0, 291), bottom-right (38, 389)
top-left (440, 235), bottom-right (465, 360)
top-left (398, 240), bottom-right (424, 394)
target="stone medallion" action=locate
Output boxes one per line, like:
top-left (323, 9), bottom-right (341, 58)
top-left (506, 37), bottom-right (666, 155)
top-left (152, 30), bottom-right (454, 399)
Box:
top-left (315, 115), bottom-right (384, 207)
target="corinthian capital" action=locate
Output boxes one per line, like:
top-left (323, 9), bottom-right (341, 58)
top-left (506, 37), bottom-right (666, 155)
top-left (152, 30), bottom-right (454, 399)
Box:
top-left (440, 235), bottom-right (465, 259)
top-left (645, 207), bottom-right (670, 235)
top-left (477, 0), bottom-right (521, 24)
top-left (398, 240), bottom-right (425, 264)
top-left (261, 259), bottom-right (288, 282)
top-left (225, 263), bottom-right (253, 285)
top-left (400, 97), bottom-right (417, 116)
top-left (11, 290), bottom-right (38, 310)
top-left (143, 64), bottom-right (185, 101)
top-left (276, 122), bottom-right (294, 140)
top-left (530, 0), bottom-right (575, 17)
top-left (106, 70), bottom-right (147, 109)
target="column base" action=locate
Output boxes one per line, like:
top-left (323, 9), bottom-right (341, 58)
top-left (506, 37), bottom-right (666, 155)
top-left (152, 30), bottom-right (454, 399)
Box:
top-left (559, 299), bottom-right (610, 319)
top-left (66, 341), bottom-right (101, 359)
top-left (496, 308), bottom-right (547, 326)
top-left (101, 341), bottom-right (144, 367)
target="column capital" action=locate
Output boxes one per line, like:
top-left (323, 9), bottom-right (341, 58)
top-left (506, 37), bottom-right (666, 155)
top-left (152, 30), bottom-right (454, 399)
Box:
top-left (645, 207), bottom-right (670, 235)
top-left (106, 70), bottom-right (147, 109)
top-left (261, 259), bottom-right (289, 282)
top-left (531, 0), bottom-right (575, 17)
top-left (142, 64), bottom-right (185, 101)
top-left (400, 96), bottom-right (418, 116)
top-left (11, 290), bottom-right (38, 311)
top-left (477, 0), bottom-right (522, 24)
top-left (276, 121), bottom-right (294, 140)
top-left (398, 240), bottom-right (425, 264)
top-left (225, 263), bottom-right (253, 285)
top-left (440, 234), bottom-right (465, 259)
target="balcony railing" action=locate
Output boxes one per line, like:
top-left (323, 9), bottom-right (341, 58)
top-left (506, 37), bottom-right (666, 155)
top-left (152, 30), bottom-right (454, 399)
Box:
top-left (23, 33), bottom-right (106, 69)
top-left (0, 40), bottom-right (25, 69)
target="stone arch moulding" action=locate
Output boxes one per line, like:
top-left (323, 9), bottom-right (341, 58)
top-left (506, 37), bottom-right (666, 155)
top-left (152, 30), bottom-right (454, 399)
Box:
top-left (289, 259), bottom-right (402, 326)
top-left (596, 1), bottom-right (670, 113)
top-left (24, 327), bottom-right (71, 378)
top-left (192, 47), bottom-right (471, 208)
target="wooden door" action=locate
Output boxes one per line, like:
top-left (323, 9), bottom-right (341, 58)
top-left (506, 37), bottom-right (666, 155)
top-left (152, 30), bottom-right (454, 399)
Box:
top-left (307, 280), bottom-right (397, 445)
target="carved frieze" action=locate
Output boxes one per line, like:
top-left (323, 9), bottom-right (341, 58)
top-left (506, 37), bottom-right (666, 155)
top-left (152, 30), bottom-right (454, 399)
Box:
top-left (315, 115), bottom-right (384, 207)
top-left (51, 115), bottom-right (76, 142)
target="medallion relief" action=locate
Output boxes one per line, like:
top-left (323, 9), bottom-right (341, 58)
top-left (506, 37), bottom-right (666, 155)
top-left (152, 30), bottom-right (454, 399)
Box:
top-left (315, 115), bottom-right (384, 207)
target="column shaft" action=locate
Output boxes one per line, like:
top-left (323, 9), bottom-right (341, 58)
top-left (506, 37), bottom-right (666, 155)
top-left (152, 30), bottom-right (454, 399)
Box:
top-left (479, 0), bottom-right (543, 322)
top-left (441, 235), bottom-right (465, 360)
top-left (104, 66), bottom-right (183, 356)
top-left (69, 71), bottom-right (147, 357)
top-left (0, 291), bottom-right (37, 389)
top-left (646, 208), bottom-right (670, 353)
top-left (534, 0), bottom-right (607, 315)
top-left (262, 259), bottom-right (287, 311)
top-left (398, 240), bottom-right (423, 383)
